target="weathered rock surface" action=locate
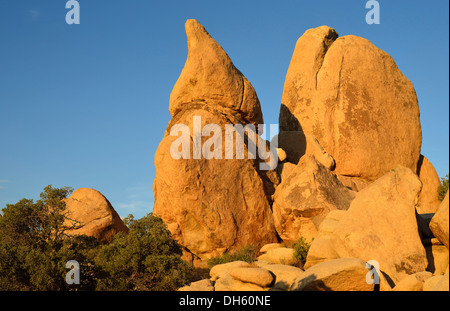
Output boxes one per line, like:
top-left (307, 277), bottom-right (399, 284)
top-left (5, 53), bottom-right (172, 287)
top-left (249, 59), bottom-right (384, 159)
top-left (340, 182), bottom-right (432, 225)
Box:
top-left (169, 19), bottom-right (263, 127)
top-left (393, 271), bottom-right (432, 291)
top-left (335, 175), bottom-right (370, 192)
top-left (303, 211), bottom-right (346, 269)
top-left (423, 274), bottom-right (445, 291)
top-left (255, 262), bottom-right (305, 291)
top-left (432, 273), bottom-right (449, 291)
top-left (277, 148), bottom-right (287, 162)
top-left (209, 261), bottom-right (271, 291)
top-left (276, 131), bottom-right (334, 169)
top-left (272, 155), bottom-right (355, 242)
top-left (290, 258), bottom-right (374, 291)
top-left (214, 274), bottom-right (266, 291)
top-left (178, 279), bottom-right (214, 291)
top-left (430, 191), bottom-right (449, 249)
top-left (64, 188), bottom-right (128, 243)
top-left (229, 267), bottom-right (274, 287)
top-left (279, 26), bottom-right (422, 182)
top-left (209, 261), bottom-right (252, 281)
top-left (257, 247), bottom-right (298, 266)
top-left (330, 166), bottom-right (428, 281)
top-left (423, 273), bottom-right (450, 291)
top-left (153, 19), bottom-right (278, 259)
top-left (259, 243), bottom-right (283, 253)
top-left (417, 155), bottom-right (442, 213)
top-left (425, 244), bottom-right (449, 275)
top-left (276, 162), bottom-right (296, 182)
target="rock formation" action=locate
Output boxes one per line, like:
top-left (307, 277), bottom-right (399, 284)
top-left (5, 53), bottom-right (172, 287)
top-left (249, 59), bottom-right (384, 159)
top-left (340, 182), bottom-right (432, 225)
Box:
top-left (154, 21), bottom-right (448, 291)
top-left (64, 188), bottom-right (129, 243)
top-left (169, 19), bottom-right (263, 127)
top-left (393, 271), bottom-right (432, 291)
top-left (290, 258), bottom-right (375, 291)
top-left (308, 167), bottom-right (428, 282)
top-left (279, 25), bottom-right (422, 183)
top-left (416, 155), bottom-right (442, 213)
top-left (153, 19), bottom-right (278, 260)
top-left (430, 191), bottom-right (449, 249)
top-left (272, 155), bottom-right (355, 243)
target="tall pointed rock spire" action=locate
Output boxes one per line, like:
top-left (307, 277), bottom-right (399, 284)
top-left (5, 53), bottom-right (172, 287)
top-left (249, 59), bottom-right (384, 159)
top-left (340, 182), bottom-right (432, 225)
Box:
top-left (169, 19), bottom-right (263, 126)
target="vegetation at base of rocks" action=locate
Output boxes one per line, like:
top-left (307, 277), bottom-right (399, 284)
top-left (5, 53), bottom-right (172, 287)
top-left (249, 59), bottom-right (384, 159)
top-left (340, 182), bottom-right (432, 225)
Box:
top-left (94, 214), bottom-right (194, 291)
top-left (0, 186), bottom-right (193, 291)
top-left (206, 245), bottom-right (259, 269)
top-left (291, 237), bottom-right (312, 265)
top-left (438, 174), bottom-right (449, 201)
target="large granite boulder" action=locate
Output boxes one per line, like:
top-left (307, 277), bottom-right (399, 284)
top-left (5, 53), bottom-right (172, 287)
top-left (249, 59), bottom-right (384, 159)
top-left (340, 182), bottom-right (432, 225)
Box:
top-left (330, 166), bottom-right (428, 281)
top-left (279, 26), bottom-right (422, 182)
top-left (64, 188), bottom-right (128, 243)
top-left (153, 19), bottom-right (278, 260)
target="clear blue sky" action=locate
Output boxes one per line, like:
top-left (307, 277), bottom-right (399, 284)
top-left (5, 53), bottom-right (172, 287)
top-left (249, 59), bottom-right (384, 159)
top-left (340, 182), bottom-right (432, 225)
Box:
top-left (0, 1), bottom-right (448, 219)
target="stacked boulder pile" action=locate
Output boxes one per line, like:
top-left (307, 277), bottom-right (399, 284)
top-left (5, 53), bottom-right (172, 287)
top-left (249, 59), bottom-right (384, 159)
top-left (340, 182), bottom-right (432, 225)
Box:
top-left (154, 19), bottom-right (448, 291)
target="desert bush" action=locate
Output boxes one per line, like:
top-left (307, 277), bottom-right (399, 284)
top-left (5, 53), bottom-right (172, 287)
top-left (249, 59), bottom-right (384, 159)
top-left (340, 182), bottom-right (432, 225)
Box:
top-left (0, 186), bottom-right (193, 291)
top-left (206, 245), bottom-right (259, 269)
top-left (94, 213), bottom-right (194, 291)
top-left (292, 237), bottom-right (312, 265)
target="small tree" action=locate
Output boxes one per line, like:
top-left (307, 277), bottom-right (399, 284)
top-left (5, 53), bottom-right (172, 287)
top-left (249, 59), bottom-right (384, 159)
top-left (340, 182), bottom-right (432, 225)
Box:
top-left (0, 188), bottom-right (194, 291)
top-left (292, 237), bottom-right (312, 265)
top-left (0, 185), bottom-right (100, 290)
top-left (0, 185), bottom-right (74, 248)
top-left (438, 174), bottom-right (449, 201)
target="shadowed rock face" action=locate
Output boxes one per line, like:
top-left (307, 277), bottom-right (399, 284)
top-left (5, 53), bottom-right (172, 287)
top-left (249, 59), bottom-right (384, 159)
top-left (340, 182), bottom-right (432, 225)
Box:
top-left (290, 258), bottom-right (375, 291)
top-left (153, 19), bottom-right (278, 260)
top-left (279, 26), bottom-right (422, 182)
top-left (64, 188), bottom-right (129, 243)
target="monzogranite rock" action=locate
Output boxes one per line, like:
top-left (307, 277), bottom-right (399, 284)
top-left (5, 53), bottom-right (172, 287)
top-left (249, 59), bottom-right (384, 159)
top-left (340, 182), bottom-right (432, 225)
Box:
top-left (64, 188), bottom-right (128, 243)
top-left (279, 25), bottom-right (422, 182)
top-left (430, 191), bottom-right (449, 249)
top-left (153, 19), bottom-right (278, 260)
top-left (272, 155), bottom-right (355, 242)
top-left (330, 166), bottom-right (428, 282)
top-left (417, 155), bottom-right (442, 214)
top-left (154, 22), bottom-right (446, 290)
top-left (169, 19), bottom-right (263, 127)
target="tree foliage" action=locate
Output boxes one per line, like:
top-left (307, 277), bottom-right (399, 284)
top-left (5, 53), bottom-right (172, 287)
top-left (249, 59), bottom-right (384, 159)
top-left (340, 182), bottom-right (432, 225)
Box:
top-left (206, 245), bottom-right (259, 269)
top-left (292, 237), bottom-right (312, 265)
top-left (438, 174), bottom-right (449, 201)
top-left (0, 186), bottom-right (193, 291)
top-left (94, 214), bottom-right (193, 291)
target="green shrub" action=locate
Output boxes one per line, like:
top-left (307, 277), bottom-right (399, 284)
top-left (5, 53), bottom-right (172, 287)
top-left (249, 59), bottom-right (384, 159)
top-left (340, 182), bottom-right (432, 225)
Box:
top-left (94, 213), bottom-right (194, 291)
top-left (0, 186), bottom-right (194, 291)
top-left (206, 245), bottom-right (259, 269)
top-left (292, 237), bottom-right (312, 265)
top-left (438, 174), bottom-right (449, 201)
